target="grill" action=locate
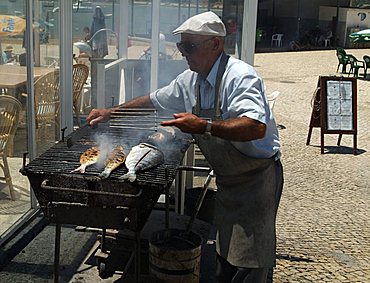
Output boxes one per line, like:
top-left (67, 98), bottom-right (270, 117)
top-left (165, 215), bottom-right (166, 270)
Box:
top-left (21, 122), bottom-right (193, 282)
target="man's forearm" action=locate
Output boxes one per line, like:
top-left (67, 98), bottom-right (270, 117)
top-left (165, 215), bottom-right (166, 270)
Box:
top-left (211, 117), bottom-right (266, 141)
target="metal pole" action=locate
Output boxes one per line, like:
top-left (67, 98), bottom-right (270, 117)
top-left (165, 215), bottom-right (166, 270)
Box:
top-left (112, 0), bottom-right (115, 30)
top-left (240, 0), bottom-right (258, 65)
top-left (188, 0), bottom-right (191, 18)
top-left (60, 0), bottom-right (73, 135)
top-left (178, 0), bottom-right (181, 25)
top-left (272, 0), bottom-right (275, 34)
top-left (150, 0), bottom-right (160, 92)
top-left (131, 0), bottom-right (134, 35)
top-left (26, 0), bottom-right (36, 161)
top-left (97, 63), bottom-right (106, 108)
top-left (118, 0), bottom-right (129, 104)
top-left (34, 1), bottom-right (40, 67)
top-left (135, 231), bottom-right (141, 282)
top-left (119, 0), bottom-right (129, 59)
top-left (335, 0), bottom-right (340, 47)
top-left (297, 0), bottom-right (301, 41)
top-left (26, 0), bottom-right (38, 209)
top-left (54, 223), bottom-right (61, 283)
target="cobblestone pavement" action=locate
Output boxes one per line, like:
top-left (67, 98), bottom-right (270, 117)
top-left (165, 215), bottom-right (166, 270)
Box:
top-left (255, 49), bottom-right (370, 282)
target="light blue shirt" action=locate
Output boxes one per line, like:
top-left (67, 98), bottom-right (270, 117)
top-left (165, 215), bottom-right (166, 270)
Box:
top-left (150, 55), bottom-right (280, 159)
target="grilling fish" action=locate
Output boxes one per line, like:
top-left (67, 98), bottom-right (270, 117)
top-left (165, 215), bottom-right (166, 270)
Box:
top-left (72, 146), bottom-right (100, 173)
top-left (146, 126), bottom-right (176, 147)
top-left (99, 145), bottom-right (126, 179)
top-left (120, 143), bottom-right (164, 182)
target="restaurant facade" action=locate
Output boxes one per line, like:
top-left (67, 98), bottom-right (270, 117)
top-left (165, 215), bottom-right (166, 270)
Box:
top-left (0, 0), bottom-right (368, 266)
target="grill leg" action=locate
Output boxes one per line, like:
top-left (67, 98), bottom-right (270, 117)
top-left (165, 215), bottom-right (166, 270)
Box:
top-left (101, 228), bottom-right (107, 252)
top-left (135, 231), bottom-right (141, 283)
top-left (54, 223), bottom-right (61, 283)
top-left (165, 183), bottom-right (170, 229)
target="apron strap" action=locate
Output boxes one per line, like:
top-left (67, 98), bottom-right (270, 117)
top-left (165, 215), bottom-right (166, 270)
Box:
top-left (193, 52), bottom-right (230, 117)
top-left (214, 52), bottom-right (230, 118)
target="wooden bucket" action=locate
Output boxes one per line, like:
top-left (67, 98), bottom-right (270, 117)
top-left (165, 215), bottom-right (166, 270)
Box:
top-left (149, 228), bottom-right (202, 283)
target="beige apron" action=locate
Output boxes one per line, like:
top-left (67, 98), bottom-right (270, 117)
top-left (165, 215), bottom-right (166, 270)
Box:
top-left (193, 53), bottom-right (283, 268)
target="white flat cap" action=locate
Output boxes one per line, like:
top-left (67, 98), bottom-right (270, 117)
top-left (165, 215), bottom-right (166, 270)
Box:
top-left (173, 11), bottom-right (226, 37)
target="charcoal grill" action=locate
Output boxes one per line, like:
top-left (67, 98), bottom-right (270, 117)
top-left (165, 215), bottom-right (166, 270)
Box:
top-left (21, 122), bottom-right (193, 282)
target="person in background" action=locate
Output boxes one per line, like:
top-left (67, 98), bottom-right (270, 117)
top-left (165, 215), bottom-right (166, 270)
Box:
top-left (83, 26), bottom-right (91, 42)
top-left (87, 11), bottom-right (283, 283)
top-left (89, 6), bottom-right (108, 58)
top-left (2, 45), bottom-right (15, 64)
top-left (141, 31), bottom-right (167, 60)
top-left (159, 32), bottom-right (167, 59)
top-left (318, 24), bottom-right (333, 46)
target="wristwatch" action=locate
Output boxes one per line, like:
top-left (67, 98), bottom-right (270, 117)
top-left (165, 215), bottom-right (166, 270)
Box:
top-left (204, 120), bottom-right (212, 136)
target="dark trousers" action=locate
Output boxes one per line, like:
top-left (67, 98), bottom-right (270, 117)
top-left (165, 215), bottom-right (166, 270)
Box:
top-left (216, 254), bottom-right (269, 283)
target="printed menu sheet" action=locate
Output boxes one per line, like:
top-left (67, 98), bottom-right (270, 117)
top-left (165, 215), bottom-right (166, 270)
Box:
top-left (326, 80), bottom-right (353, 130)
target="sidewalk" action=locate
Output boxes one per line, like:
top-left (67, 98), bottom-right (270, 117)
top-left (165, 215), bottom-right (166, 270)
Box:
top-left (255, 48), bottom-right (370, 282)
top-left (1, 49), bottom-right (370, 282)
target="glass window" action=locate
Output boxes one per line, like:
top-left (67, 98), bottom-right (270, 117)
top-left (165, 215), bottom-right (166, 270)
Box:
top-left (0, 0), bottom-right (61, 242)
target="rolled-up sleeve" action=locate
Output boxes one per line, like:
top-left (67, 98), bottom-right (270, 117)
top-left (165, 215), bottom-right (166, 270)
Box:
top-left (150, 70), bottom-right (198, 115)
top-left (220, 61), bottom-right (269, 125)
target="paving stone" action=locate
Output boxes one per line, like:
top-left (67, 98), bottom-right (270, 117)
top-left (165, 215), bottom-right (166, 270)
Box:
top-left (255, 49), bottom-right (370, 282)
top-left (1, 49), bottom-right (370, 282)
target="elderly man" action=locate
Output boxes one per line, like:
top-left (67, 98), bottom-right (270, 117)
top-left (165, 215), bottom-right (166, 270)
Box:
top-left (87, 11), bottom-right (283, 283)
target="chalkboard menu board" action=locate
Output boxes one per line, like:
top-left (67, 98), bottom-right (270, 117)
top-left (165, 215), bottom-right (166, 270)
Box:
top-left (306, 76), bottom-right (357, 154)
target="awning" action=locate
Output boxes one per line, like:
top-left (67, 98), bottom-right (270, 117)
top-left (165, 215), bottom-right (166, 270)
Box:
top-left (349, 29), bottom-right (370, 43)
top-left (0, 15), bottom-right (26, 37)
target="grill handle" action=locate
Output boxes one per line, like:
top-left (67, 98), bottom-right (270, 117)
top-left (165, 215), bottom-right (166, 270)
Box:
top-left (177, 165), bottom-right (211, 173)
top-left (61, 126), bottom-right (68, 142)
top-left (19, 151), bottom-right (29, 176)
top-left (40, 179), bottom-right (143, 198)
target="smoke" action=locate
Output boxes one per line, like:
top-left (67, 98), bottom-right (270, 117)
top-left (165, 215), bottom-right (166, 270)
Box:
top-left (92, 130), bottom-right (148, 167)
top-left (143, 125), bottom-right (192, 161)
top-left (90, 125), bottom-right (192, 168)
top-left (93, 133), bottom-right (115, 168)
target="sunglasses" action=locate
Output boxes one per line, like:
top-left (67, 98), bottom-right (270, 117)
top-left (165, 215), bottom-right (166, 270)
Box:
top-left (176, 38), bottom-right (214, 54)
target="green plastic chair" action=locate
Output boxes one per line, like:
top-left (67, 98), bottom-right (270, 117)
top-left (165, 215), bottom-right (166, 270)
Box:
top-left (336, 52), bottom-right (350, 73)
top-left (347, 54), bottom-right (365, 77)
top-left (363, 55), bottom-right (370, 78)
top-left (336, 47), bottom-right (347, 55)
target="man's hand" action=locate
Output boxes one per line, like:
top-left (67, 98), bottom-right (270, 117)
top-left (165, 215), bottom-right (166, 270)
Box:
top-left (160, 113), bottom-right (207, 134)
top-left (86, 108), bottom-right (112, 127)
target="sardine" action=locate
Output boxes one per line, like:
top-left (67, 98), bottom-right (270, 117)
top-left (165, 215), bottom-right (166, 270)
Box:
top-left (120, 143), bottom-right (164, 182)
top-left (99, 145), bottom-right (126, 179)
top-left (71, 146), bottom-right (100, 173)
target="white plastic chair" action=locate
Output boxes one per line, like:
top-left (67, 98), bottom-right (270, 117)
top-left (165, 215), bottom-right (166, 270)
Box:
top-left (267, 90), bottom-right (285, 129)
top-left (267, 90), bottom-right (281, 112)
top-left (271, 34), bottom-right (284, 47)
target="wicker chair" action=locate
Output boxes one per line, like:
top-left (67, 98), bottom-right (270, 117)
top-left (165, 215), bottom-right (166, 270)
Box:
top-left (0, 95), bottom-right (22, 200)
top-left (34, 70), bottom-right (60, 141)
top-left (72, 64), bottom-right (89, 127)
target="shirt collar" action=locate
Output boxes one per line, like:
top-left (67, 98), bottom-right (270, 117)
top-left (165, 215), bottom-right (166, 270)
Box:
top-left (198, 54), bottom-right (223, 88)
